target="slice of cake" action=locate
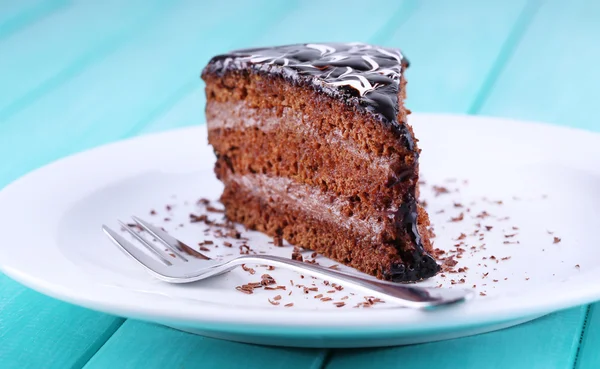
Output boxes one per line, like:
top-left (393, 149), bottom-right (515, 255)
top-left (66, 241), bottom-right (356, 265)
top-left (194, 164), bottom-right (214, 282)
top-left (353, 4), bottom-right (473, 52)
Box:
top-left (201, 42), bottom-right (439, 282)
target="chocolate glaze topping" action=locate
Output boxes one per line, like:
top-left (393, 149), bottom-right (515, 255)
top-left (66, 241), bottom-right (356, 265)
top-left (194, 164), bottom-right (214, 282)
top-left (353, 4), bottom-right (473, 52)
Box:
top-left (204, 43), bottom-right (408, 131)
top-left (203, 42), bottom-right (438, 281)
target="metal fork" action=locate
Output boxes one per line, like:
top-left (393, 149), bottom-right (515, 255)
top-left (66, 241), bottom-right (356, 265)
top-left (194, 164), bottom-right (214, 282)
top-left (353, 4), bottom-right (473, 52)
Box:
top-left (102, 217), bottom-right (473, 309)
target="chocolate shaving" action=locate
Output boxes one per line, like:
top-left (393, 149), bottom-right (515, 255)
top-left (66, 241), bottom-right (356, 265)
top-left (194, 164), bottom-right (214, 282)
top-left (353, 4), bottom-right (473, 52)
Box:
top-left (432, 186), bottom-right (450, 196)
top-left (241, 264), bottom-right (256, 275)
top-left (206, 205), bottom-right (224, 213)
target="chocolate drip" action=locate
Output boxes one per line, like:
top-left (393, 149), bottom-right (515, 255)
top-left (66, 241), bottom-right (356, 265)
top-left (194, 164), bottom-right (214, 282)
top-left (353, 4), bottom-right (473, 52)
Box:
top-left (205, 43), bottom-right (405, 124)
top-left (390, 192), bottom-right (440, 282)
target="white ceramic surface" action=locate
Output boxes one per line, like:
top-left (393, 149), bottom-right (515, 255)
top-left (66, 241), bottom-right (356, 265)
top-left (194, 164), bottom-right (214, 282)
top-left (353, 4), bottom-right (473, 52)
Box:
top-left (1, 113), bottom-right (599, 348)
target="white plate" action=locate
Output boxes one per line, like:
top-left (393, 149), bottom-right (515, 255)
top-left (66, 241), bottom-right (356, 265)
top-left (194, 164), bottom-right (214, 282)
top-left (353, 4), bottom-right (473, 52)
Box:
top-left (1, 113), bottom-right (599, 348)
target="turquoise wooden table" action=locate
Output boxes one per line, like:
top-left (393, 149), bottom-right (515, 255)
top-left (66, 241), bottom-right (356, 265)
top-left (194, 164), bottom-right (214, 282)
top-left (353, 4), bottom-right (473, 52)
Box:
top-left (1, 0), bottom-right (599, 367)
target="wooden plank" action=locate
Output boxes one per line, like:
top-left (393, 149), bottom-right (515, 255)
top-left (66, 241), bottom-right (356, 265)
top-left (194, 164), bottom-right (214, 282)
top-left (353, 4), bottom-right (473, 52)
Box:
top-left (576, 304), bottom-right (600, 369)
top-left (83, 321), bottom-right (327, 369)
top-left (479, 0), bottom-right (600, 131)
top-left (327, 307), bottom-right (587, 369)
top-left (0, 283), bottom-right (124, 369)
top-left (0, 0), bottom-right (175, 115)
top-left (0, 0), bottom-right (68, 41)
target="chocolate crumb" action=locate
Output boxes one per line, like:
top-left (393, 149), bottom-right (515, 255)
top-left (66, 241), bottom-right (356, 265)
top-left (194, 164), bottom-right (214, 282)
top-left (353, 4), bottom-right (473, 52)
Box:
top-left (291, 250), bottom-right (303, 262)
top-left (274, 295), bottom-right (282, 301)
top-left (320, 297), bottom-right (333, 302)
top-left (284, 303), bottom-right (294, 307)
top-left (199, 246), bottom-right (210, 252)
top-left (455, 233), bottom-right (466, 241)
top-left (576, 264), bottom-right (580, 269)
top-left (223, 242), bottom-right (232, 247)
top-left (163, 217), bottom-right (171, 222)
top-left (189, 213), bottom-right (208, 223)
top-left (311, 252), bottom-right (318, 258)
top-left (512, 226), bottom-right (519, 230)
top-left (450, 212), bottom-right (464, 222)
top-left (150, 209), bottom-right (157, 215)
top-left (432, 185), bottom-right (450, 196)
top-left (475, 211), bottom-right (491, 219)
top-left (553, 237), bottom-right (562, 244)
top-left (268, 298), bottom-right (280, 306)
top-left (273, 235), bottom-right (283, 247)
top-left (479, 292), bottom-right (487, 296)
top-left (166, 205), bottom-right (172, 211)
top-left (504, 234), bottom-right (517, 238)
top-left (334, 302), bottom-right (346, 308)
top-left (314, 294), bottom-right (324, 299)
top-left (484, 226), bottom-right (493, 231)
top-left (453, 202), bottom-right (463, 208)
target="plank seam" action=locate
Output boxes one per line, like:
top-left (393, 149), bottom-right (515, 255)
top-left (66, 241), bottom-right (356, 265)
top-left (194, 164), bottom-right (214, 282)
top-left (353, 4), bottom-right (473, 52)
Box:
top-left (71, 318), bottom-right (126, 369)
top-left (312, 349), bottom-right (333, 369)
top-left (573, 304), bottom-right (593, 369)
top-left (468, 0), bottom-right (543, 114)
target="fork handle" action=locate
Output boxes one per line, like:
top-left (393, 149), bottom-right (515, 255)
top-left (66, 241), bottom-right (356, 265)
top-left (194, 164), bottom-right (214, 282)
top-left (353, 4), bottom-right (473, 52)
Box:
top-left (226, 255), bottom-right (472, 309)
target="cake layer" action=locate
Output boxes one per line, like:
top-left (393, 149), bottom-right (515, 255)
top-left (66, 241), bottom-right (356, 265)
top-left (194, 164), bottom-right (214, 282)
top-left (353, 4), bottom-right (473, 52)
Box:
top-left (219, 171), bottom-right (438, 281)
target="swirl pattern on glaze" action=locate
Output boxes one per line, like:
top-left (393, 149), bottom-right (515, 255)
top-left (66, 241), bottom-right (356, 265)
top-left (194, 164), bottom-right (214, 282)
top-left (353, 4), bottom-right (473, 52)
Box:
top-left (203, 42), bottom-right (409, 126)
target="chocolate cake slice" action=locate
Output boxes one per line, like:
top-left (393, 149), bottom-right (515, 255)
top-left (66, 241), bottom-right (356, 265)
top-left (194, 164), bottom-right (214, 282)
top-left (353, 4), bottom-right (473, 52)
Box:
top-left (201, 42), bottom-right (439, 282)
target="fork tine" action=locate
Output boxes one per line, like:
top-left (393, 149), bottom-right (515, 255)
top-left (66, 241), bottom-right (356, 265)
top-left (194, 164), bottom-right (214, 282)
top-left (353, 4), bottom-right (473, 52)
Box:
top-left (131, 216), bottom-right (194, 261)
top-left (117, 221), bottom-right (173, 265)
top-left (102, 225), bottom-right (172, 271)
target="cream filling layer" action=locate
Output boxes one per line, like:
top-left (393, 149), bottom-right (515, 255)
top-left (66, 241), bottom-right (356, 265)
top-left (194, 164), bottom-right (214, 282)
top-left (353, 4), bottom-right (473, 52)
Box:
top-left (227, 172), bottom-right (387, 240)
